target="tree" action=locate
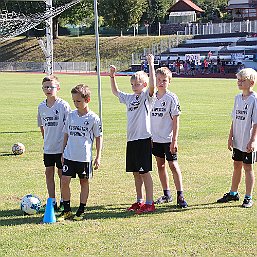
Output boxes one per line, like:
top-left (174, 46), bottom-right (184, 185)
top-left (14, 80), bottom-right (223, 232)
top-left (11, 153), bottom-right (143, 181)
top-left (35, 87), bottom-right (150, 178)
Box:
top-left (99, 0), bottom-right (147, 35)
top-left (192, 0), bottom-right (229, 22)
top-left (53, 0), bottom-right (94, 39)
top-left (141, 0), bottom-right (175, 33)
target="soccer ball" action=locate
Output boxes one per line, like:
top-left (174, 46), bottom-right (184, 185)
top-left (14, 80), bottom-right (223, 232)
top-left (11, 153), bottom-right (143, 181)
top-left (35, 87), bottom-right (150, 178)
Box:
top-left (20, 194), bottom-right (41, 215)
top-left (12, 142), bottom-right (25, 155)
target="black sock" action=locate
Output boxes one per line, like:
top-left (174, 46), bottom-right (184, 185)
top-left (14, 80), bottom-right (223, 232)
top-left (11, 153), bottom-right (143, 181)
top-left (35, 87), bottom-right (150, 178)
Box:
top-left (76, 203), bottom-right (86, 216)
top-left (177, 191), bottom-right (183, 197)
top-left (163, 190), bottom-right (171, 198)
top-left (63, 200), bottom-right (71, 212)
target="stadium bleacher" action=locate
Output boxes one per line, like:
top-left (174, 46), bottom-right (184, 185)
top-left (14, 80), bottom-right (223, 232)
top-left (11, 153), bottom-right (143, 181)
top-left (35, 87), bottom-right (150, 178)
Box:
top-left (160, 32), bottom-right (257, 71)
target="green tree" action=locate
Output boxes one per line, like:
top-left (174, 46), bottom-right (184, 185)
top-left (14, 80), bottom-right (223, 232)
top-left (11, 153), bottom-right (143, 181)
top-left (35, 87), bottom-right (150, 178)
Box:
top-left (192, 0), bottom-right (229, 22)
top-left (99, 0), bottom-right (147, 35)
top-left (141, 0), bottom-right (175, 33)
top-left (146, 0), bottom-right (175, 24)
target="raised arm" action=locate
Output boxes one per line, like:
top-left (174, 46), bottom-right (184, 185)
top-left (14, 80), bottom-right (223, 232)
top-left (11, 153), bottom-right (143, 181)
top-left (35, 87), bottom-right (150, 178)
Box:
top-left (147, 54), bottom-right (156, 97)
top-left (109, 65), bottom-right (119, 97)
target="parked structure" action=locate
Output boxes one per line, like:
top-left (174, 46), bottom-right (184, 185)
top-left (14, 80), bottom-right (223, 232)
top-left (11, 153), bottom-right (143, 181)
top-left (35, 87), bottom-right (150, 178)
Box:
top-left (227, 0), bottom-right (257, 21)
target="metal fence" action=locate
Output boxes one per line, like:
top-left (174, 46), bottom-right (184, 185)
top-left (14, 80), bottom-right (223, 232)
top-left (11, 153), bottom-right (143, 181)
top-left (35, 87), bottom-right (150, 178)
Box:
top-left (185, 20), bottom-right (257, 35)
top-left (0, 60), bottom-right (131, 73)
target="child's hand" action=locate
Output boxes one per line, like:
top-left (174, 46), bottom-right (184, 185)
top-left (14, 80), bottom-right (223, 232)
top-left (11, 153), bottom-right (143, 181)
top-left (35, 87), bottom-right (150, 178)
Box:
top-left (93, 157), bottom-right (100, 170)
top-left (110, 65), bottom-right (116, 76)
top-left (147, 54), bottom-right (154, 65)
top-left (61, 154), bottom-right (64, 165)
top-left (227, 138), bottom-right (233, 151)
top-left (170, 140), bottom-right (178, 154)
top-left (246, 141), bottom-right (255, 153)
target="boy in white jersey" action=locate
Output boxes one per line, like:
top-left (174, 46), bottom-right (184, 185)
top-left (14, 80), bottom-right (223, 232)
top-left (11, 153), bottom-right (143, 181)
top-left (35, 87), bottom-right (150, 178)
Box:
top-left (58, 84), bottom-right (103, 221)
top-left (109, 54), bottom-right (156, 214)
top-left (217, 68), bottom-right (257, 208)
top-left (38, 75), bottom-right (71, 211)
top-left (151, 67), bottom-right (188, 208)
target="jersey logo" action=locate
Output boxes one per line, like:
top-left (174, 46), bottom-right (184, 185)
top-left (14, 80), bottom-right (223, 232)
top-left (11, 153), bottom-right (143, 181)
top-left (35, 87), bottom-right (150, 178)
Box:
top-left (63, 165), bottom-right (68, 173)
top-left (161, 101), bottom-right (166, 107)
top-left (139, 167), bottom-right (144, 172)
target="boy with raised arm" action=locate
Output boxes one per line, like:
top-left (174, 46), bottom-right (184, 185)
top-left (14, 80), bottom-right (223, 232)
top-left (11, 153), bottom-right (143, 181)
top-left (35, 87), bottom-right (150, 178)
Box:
top-left (109, 54), bottom-right (156, 214)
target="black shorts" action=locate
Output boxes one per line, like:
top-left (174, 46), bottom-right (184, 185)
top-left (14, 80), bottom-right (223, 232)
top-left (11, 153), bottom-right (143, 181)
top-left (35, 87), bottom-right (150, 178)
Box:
top-left (43, 153), bottom-right (62, 169)
top-left (62, 159), bottom-right (93, 179)
top-left (126, 137), bottom-right (152, 174)
top-left (232, 148), bottom-right (257, 164)
top-left (152, 142), bottom-right (177, 162)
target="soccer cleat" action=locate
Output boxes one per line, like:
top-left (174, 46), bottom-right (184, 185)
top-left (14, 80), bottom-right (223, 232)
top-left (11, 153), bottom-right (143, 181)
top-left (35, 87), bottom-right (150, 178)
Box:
top-left (217, 192), bottom-right (240, 203)
top-left (177, 195), bottom-right (188, 208)
top-left (57, 211), bottom-right (73, 221)
top-left (56, 202), bottom-right (64, 212)
top-left (73, 209), bottom-right (84, 221)
top-left (154, 195), bottom-right (172, 204)
top-left (242, 198), bottom-right (253, 208)
top-left (73, 214), bottom-right (84, 221)
top-left (127, 202), bottom-right (144, 211)
top-left (135, 203), bottom-right (156, 214)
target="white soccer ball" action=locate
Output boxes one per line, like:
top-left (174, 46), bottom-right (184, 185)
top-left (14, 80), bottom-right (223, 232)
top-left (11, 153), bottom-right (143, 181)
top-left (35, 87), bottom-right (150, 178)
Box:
top-left (20, 194), bottom-right (41, 215)
top-left (12, 142), bottom-right (25, 155)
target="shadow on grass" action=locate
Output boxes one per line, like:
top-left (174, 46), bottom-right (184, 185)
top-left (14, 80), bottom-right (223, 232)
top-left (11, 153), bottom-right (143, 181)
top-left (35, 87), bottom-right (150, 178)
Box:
top-left (0, 202), bottom-right (242, 226)
top-left (0, 152), bottom-right (14, 156)
top-left (0, 131), bottom-right (38, 134)
top-left (156, 201), bottom-right (242, 213)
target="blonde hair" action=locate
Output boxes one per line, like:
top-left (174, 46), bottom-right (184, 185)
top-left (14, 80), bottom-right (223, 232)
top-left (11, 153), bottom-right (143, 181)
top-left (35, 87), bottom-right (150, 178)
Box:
top-left (42, 75), bottom-right (59, 85)
top-left (130, 71), bottom-right (149, 84)
top-left (236, 68), bottom-right (257, 85)
top-left (156, 67), bottom-right (172, 83)
top-left (71, 84), bottom-right (91, 101)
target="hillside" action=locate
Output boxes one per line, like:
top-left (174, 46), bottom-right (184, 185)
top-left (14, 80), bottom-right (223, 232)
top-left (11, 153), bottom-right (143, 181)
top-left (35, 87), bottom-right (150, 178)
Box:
top-left (0, 35), bottom-right (187, 64)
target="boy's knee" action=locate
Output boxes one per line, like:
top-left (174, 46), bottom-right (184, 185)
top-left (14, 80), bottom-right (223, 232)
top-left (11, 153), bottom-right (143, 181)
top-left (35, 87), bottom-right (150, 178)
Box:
top-left (61, 176), bottom-right (71, 186)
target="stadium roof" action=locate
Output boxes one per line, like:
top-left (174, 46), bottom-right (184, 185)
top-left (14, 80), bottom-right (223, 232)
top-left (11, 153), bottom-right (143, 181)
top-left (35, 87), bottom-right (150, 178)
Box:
top-left (168, 0), bottom-right (204, 13)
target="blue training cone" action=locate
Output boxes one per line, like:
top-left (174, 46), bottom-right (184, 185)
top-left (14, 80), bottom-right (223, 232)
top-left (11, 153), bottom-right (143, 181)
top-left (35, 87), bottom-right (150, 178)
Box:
top-left (43, 198), bottom-right (56, 223)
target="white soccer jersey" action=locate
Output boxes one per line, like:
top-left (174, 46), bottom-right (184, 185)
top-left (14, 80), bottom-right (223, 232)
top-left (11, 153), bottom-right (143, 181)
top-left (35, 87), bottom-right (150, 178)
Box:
top-left (37, 98), bottom-right (71, 154)
top-left (118, 89), bottom-right (154, 142)
top-left (232, 92), bottom-right (257, 152)
top-left (151, 91), bottom-right (181, 143)
top-left (63, 110), bottom-right (102, 162)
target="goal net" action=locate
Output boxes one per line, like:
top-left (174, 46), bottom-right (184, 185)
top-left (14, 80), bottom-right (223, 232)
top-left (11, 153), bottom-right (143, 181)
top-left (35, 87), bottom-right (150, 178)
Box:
top-left (0, 0), bottom-right (81, 42)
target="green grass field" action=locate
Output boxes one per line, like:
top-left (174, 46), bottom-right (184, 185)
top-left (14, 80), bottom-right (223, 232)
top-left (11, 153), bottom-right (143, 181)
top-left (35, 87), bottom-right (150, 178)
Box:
top-left (0, 72), bottom-right (256, 256)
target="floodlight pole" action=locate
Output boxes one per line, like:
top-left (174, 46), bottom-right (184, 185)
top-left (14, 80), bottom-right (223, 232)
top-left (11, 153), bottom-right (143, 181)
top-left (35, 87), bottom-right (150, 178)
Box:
top-left (45, 0), bottom-right (54, 75)
top-left (94, 0), bottom-right (102, 121)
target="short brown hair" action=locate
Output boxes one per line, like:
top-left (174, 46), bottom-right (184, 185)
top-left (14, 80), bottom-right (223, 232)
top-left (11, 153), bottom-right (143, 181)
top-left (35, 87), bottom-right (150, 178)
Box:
top-left (156, 67), bottom-right (172, 83)
top-left (71, 84), bottom-right (91, 101)
top-left (42, 75), bottom-right (59, 85)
